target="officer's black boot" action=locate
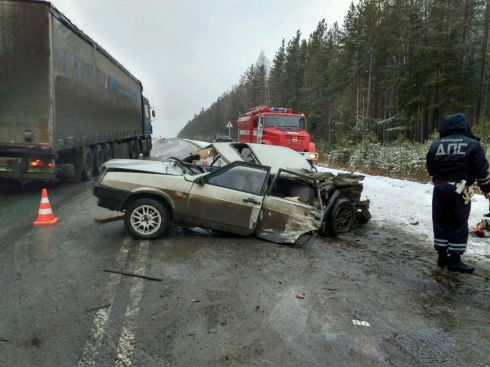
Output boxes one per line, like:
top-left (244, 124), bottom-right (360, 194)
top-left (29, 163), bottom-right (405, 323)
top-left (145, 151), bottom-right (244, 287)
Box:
top-left (448, 253), bottom-right (474, 273)
top-left (437, 248), bottom-right (449, 267)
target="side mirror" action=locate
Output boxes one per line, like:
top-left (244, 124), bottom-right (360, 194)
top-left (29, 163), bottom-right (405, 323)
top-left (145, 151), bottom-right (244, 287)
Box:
top-left (194, 176), bottom-right (205, 185)
top-left (152, 110), bottom-right (156, 117)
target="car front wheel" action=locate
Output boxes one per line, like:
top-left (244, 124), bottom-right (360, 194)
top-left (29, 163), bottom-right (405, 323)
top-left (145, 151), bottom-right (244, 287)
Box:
top-left (124, 198), bottom-right (170, 240)
top-left (326, 198), bottom-right (356, 233)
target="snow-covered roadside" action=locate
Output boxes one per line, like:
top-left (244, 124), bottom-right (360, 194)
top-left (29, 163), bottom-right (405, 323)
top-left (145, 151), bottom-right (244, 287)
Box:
top-left (317, 165), bottom-right (490, 264)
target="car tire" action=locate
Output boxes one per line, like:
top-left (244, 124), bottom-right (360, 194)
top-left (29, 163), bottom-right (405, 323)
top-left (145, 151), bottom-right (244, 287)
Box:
top-left (93, 144), bottom-right (104, 176)
top-left (81, 147), bottom-right (93, 181)
top-left (124, 198), bottom-right (170, 240)
top-left (326, 198), bottom-right (356, 233)
top-left (318, 220), bottom-right (329, 237)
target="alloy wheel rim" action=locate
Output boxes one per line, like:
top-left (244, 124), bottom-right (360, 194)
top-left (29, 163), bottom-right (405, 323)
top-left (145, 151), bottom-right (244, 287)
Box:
top-left (131, 205), bottom-right (162, 235)
top-left (335, 207), bottom-right (352, 230)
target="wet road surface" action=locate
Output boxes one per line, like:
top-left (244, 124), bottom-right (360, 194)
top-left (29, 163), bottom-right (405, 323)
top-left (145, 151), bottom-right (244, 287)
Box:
top-left (0, 138), bottom-right (489, 366)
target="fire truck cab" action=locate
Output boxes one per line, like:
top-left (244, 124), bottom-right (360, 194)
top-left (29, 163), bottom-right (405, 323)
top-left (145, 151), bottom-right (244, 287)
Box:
top-left (237, 106), bottom-right (317, 161)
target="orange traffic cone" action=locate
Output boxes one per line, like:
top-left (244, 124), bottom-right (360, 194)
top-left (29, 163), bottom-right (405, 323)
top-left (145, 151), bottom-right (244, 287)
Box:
top-left (201, 158), bottom-right (208, 166)
top-left (33, 188), bottom-right (58, 226)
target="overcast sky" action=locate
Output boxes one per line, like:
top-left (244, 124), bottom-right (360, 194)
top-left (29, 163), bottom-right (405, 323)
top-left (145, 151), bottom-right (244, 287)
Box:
top-left (49, 0), bottom-right (358, 137)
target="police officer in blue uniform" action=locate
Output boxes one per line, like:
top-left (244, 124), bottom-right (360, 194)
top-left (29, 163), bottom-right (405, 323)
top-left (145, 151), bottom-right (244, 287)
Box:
top-left (426, 113), bottom-right (490, 273)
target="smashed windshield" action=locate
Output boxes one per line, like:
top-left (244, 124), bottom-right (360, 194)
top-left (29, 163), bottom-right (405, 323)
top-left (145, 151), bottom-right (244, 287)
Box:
top-left (264, 115), bottom-right (306, 129)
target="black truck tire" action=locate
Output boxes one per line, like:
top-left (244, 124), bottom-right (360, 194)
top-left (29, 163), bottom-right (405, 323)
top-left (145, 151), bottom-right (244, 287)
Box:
top-left (326, 198), bottom-right (356, 234)
top-left (112, 142), bottom-right (119, 158)
top-left (128, 140), bottom-right (137, 159)
top-left (124, 198), bottom-right (170, 240)
top-left (136, 137), bottom-right (142, 156)
top-left (81, 147), bottom-right (93, 181)
top-left (103, 143), bottom-right (113, 161)
top-left (93, 144), bottom-right (104, 176)
top-left (143, 138), bottom-right (151, 156)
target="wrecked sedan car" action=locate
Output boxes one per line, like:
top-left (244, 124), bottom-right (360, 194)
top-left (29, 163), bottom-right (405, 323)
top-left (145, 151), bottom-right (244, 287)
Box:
top-left (182, 142), bottom-right (371, 234)
top-left (93, 143), bottom-right (370, 244)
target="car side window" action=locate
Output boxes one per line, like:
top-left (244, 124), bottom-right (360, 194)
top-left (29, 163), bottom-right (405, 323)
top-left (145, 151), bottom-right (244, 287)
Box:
top-left (207, 165), bottom-right (268, 196)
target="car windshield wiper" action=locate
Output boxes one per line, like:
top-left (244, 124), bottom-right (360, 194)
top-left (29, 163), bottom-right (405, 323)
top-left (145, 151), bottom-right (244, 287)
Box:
top-left (168, 157), bottom-right (189, 174)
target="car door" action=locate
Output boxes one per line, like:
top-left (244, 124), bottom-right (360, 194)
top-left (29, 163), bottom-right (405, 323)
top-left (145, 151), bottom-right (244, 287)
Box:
top-left (186, 162), bottom-right (270, 235)
top-left (255, 169), bottom-right (323, 244)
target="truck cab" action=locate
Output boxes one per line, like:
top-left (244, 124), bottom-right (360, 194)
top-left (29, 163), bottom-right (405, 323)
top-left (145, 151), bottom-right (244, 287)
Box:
top-left (141, 96), bottom-right (155, 156)
top-left (237, 106), bottom-right (317, 161)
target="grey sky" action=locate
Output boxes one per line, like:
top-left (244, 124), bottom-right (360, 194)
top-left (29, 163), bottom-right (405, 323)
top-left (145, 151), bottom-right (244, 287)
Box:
top-left (49, 0), bottom-right (357, 137)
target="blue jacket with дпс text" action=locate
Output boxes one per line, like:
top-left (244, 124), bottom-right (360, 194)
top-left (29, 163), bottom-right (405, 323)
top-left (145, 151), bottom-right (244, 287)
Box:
top-left (426, 113), bottom-right (490, 193)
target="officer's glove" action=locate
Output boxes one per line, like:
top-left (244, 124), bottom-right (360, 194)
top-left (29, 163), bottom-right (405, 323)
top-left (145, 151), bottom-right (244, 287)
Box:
top-left (462, 187), bottom-right (474, 204)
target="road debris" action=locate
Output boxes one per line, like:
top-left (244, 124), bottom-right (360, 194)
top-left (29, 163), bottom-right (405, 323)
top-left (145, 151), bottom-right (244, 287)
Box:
top-left (352, 320), bottom-right (370, 326)
top-left (103, 269), bottom-right (162, 281)
top-left (86, 304), bottom-right (111, 312)
top-left (94, 214), bottom-right (124, 223)
top-left (191, 299), bottom-right (201, 302)
top-left (296, 294), bottom-right (305, 299)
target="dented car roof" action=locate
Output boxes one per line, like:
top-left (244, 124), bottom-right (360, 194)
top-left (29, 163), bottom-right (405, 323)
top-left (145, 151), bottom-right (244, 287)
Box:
top-left (101, 143), bottom-right (313, 178)
top-left (197, 143), bottom-right (313, 174)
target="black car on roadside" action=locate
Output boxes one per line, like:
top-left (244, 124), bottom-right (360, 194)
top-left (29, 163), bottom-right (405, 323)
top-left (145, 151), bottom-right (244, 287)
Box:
top-left (213, 135), bottom-right (233, 142)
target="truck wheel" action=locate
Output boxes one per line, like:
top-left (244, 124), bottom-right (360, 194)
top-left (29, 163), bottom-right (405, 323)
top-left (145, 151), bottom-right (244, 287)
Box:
top-left (93, 144), bottom-right (104, 176)
top-left (143, 139), bottom-right (151, 156)
top-left (326, 198), bottom-right (356, 233)
top-left (112, 142), bottom-right (119, 158)
top-left (124, 198), bottom-right (170, 240)
top-left (104, 143), bottom-right (113, 161)
top-left (81, 147), bottom-right (93, 181)
top-left (128, 140), bottom-right (137, 159)
top-left (136, 137), bottom-right (142, 155)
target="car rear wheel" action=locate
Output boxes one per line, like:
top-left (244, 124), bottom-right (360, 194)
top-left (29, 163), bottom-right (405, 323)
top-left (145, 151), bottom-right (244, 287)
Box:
top-left (326, 198), bottom-right (356, 233)
top-left (124, 198), bottom-right (170, 240)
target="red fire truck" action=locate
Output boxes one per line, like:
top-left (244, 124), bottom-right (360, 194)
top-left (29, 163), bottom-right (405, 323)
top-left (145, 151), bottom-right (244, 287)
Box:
top-left (237, 106), bottom-right (317, 161)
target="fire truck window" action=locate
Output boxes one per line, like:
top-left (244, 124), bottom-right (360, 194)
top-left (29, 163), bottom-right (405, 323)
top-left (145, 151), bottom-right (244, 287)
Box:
top-left (299, 118), bottom-right (305, 129)
top-left (265, 115), bottom-right (305, 128)
top-left (253, 118), bottom-right (258, 128)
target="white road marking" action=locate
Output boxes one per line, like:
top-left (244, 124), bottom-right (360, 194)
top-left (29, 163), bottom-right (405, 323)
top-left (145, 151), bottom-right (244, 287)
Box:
top-left (78, 236), bottom-right (132, 367)
top-left (114, 240), bottom-right (150, 366)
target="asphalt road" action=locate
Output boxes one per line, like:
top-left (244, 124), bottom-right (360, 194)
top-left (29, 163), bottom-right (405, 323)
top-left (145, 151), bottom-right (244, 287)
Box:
top-left (0, 138), bottom-right (489, 367)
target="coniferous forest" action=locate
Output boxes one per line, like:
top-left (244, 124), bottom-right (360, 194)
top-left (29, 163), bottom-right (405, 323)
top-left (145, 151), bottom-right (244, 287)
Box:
top-left (177, 0), bottom-right (490, 166)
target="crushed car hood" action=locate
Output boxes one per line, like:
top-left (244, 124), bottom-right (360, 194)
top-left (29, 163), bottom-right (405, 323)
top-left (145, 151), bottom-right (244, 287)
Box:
top-left (101, 159), bottom-right (182, 175)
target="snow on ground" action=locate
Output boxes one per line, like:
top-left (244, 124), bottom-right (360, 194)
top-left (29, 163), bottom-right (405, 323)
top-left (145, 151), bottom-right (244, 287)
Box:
top-left (317, 165), bottom-right (490, 265)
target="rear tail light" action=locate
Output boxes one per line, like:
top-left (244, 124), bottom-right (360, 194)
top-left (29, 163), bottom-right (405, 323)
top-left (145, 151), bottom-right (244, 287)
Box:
top-left (28, 158), bottom-right (55, 173)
